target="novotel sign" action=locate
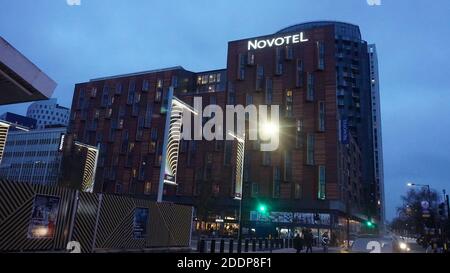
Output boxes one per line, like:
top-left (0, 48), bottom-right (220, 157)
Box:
top-left (248, 32), bottom-right (309, 51)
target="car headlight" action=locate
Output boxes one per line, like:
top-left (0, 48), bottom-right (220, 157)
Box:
top-left (399, 242), bottom-right (408, 250)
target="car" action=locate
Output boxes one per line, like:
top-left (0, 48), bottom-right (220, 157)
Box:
top-left (345, 235), bottom-right (411, 253)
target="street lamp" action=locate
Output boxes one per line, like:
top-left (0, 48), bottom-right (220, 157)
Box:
top-left (229, 121), bottom-right (279, 241)
top-left (407, 182), bottom-right (432, 202)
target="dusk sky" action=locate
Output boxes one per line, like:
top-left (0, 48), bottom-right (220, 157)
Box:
top-left (1, 0), bottom-right (449, 220)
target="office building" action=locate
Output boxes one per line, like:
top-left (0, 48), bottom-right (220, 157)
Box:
top-left (0, 127), bottom-right (66, 186)
top-left (0, 112), bottom-right (37, 130)
top-left (26, 98), bottom-right (70, 129)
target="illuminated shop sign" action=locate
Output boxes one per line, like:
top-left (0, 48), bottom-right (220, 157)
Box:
top-left (248, 32), bottom-right (308, 51)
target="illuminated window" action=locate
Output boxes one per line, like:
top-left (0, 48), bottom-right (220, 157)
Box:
top-left (294, 184), bottom-right (302, 199)
top-left (318, 165), bottom-right (326, 200)
top-left (144, 181), bottom-right (152, 195)
top-left (296, 120), bottom-right (304, 149)
top-left (157, 79), bottom-right (163, 89)
top-left (285, 90), bottom-right (293, 118)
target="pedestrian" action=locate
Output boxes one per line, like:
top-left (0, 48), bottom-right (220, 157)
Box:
top-left (304, 229), bottom-right (313, 253)
top-left (293, 233), bottom-right (303, 253)
top-left (321, 231), bottom-right (330, 253)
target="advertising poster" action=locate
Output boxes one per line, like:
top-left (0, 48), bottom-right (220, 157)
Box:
top-left (27, 195), bottom-right (60, 239)
top-left (133, 208), bottom-right (149, 239)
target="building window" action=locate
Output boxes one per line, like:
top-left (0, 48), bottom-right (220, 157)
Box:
top-left (306, 134), bottom-right (315, 165)
top-left (155, 88), bottom-right (162, 103)
top-left (284, 150), bottom-right (292, 182)
top-left (247, 52), bottom-right (255, 66)
top-left (251, 183), bottom-right (259, 197)
top-left (171, 76), bottom-right (178, 88)
top-left (296, 120), bottom-right (304, 149)
top-left (307, 73), bottom-right (315, 102)
top-left (318, 101), bottom-right (326, 132)
top-left (285, 90), bottom-right (293, 118)
top-left (238, 54), bottom-right (246, 80)
top-left (285, 46), bottom-right (293, 60)
top-left (275, 48), bottom-right (283, 75)
top-left (157, 79), bottom-right (163, 89)
top-left (144, 181), bottom-right (152, 195)
top-left (115, 83), bottom-right (123, 94)
top-left (318, 165), bottom-right (326, 200)
top-left (294, 184), bottom-right (302, 199)
top-left (144, 104), bottom-right (153, 128)
top-left (317, 41), bottom-right (325, 71)
top-left (296, 59), bottom-right (304, 87)
top-left (273, 167), bottom-right (281, 198)
top-left (256, 65), bottom-right (264, 91)
top-left (142, 80), bottom-right (149, 91)
top-left (91, 87), bottom-right (97, 98)
top-left (262, 152), bottom-right (271, 166)
top-left (261, 78), bottom-right (272, 107)
top-left (127, 80), bottom-right (135, 105)
top-left (224, 141), bottom-right (232, 166)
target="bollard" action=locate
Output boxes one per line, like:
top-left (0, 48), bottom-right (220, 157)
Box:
top-left (210, 240), bottom-right (216, 253)
top-left (265, 239), bottom-right (269, 250)
top-left (252, 239), bottom-right (256, 252)
top-left (237, 239), bottom-right (242, 253)
top-left (220, 239), bottom-right (225, 253)
top-left (245, 239), bottom-right (249, 252)
top-left (259, 239), bottom-right (263, 251)
top-left (271, 239), bottom-right (275, 250)
top-left (197, 239), bottom-right (201, 252)
top-left (199, 240), bottom-right (206, 253)
top-left (229, 239), bottom-right (234, 253)
top-left (281, 239), bottom-right (284, 249)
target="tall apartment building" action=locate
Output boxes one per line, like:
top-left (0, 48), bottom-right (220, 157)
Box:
top-left (368, 44), bottom-right (385, 228)
top-left (26, 98), bottom-right (70, 129)
top-left (0, 126), bottom-right (66, 186)
top-left (67, 21), bottom-right (383, 241)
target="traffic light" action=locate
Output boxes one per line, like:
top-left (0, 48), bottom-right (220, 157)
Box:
top-left (258, 203), bottom-right (268, 214)
top-left (365, 220), bottom-right (375, 229)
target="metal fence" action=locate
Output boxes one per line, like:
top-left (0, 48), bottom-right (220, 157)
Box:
top-left (195, 238), bottom-right (295, 253)
top-left (0, 179), bottom-right (193, 253)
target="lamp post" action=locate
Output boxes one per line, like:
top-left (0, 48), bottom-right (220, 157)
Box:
top-left (407, 182), bottom-right (434, 236)
top-left (407, 182), bottom-right (431, 203)
top-left (228, 121), bottom-right (279, 241)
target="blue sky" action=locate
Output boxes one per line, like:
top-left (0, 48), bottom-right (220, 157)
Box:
top-left (1, 0), bottom-right (449, 220)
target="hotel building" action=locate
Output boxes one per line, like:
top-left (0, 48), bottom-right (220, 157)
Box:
top-left (66, 21), bottom-right (384, 241)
